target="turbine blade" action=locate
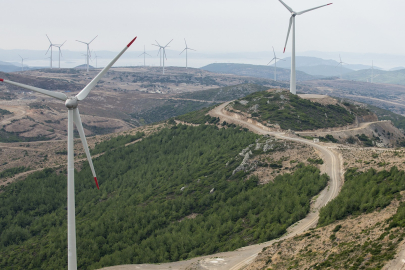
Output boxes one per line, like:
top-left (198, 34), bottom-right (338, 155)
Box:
top-left (267, 58), bottom-right (275, 65)
top-left (76, 40), bottom-right (88, 45)
top-left (45, 45), bottom-right (52, 55)
top-left (61, 40), bottom-right (67, 47)
top-left (283, 16), bottom-right (293, 53)
top-left (155, 40), bottom-right (161, 46)
top-left (72, 108), bottom-right (99, 189)
top-left (165, 39), bottom-right (173, 47)
top-left (272, 46), bottom-right (276, 58)
top-left (184, 38), bottom-right (187, 47)
top-left (46, 34), bottom-right (52, 44)
top-left (179, 48), bottom-right (186, 55)
top-left (75, 36), bottom-right (137, 101)
top-left (89, 35), bottom-right (98, 44)
top-left (146, 53), bottom-right (152, 57)
top-left (278, 0), bottom-right (294, 13)
top-left (189, 48), bottom-right (196, 51)
top-left (0, 78), bottom-right (67, 100)
top-left (296, 3), bottom-right (332, 15)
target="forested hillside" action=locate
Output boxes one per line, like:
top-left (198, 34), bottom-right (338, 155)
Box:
top-left (319, 166), bottom-right (405, 226)
top-left (229, 89), bottom-right (356, 131)
top-left (0, 124), bottom-right (328, 269)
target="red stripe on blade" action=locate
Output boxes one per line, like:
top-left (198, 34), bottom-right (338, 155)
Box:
top-left (0, 78), bottom-right (3, 82)
top-left (127, 37), bottom-right (137, 47)
top-left (94, 177), bottom-right (99, 190)
top-left (283, 48), bottom-right (286, 53)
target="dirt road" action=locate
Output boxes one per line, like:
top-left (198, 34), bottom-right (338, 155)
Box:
top-left (99, 102), bottom-right (343, 270)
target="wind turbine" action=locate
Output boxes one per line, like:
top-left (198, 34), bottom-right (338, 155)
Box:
top-left (54, 41), bottom-right (67, 69)
top-left (179, 39), bottom-right (196, 69)
top-left (138, 45), bottom-right (151, 66)
top-left (0, 36), bottom-right (137, 270)
top-left (267, 46), bottom-right (284, 81)
top-left (335, 54), bottom-right (347, 79)
top-left (279, 0), bottom-right (332, 94)
top-left (152, 39), bottom-right (173, 74)
top-left (371, 60), bottom-right (375, 83)
top-left (45, 34), bottom-right (57, 69)
top-left (18, 55), bottom-right (28, 72)
top-left (92, 51), bottom-right (101, 68)
top-left (76, 36), bottom-right (98, 72)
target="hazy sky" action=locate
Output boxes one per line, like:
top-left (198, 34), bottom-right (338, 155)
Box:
top-left (1, 0), bottom-right (402, 54)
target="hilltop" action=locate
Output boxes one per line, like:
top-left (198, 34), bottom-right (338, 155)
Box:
top-left (225, 89), bottom-right (364, 131)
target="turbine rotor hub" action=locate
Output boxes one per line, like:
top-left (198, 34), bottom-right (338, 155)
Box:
top-left (65, 97), bottom-right (78, 109)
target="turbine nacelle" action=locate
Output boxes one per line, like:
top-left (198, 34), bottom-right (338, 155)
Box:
top-left (65, 98), bottom-right (79, 109)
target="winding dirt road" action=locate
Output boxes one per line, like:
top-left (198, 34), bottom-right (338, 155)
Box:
top-left (99, 102), bottom-right (343, 270)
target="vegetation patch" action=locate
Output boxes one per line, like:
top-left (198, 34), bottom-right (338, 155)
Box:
top-left (0, 166), bottom-right (30, 179)
top-left (90, 131), bottom-right (145, 155)
top-left (319, 166), bottom-right (405, 227)
top-left (230, 90), bottom-right (355, 131)
top-left (175, 105), bottom-right (219, 125)
top-left (0, 108), bottom-right (12, 117)
top-left (131, 100), bottom-right (212, 125)
top-left (175, 84), bottom-right (269, 103)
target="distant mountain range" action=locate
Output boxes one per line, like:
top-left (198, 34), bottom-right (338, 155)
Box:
top-left (343, 68), bottom-right (405, 85)
top-left (201, 63), bottom-right (318, 81)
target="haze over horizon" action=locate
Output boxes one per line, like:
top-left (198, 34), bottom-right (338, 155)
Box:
top-left (1, 0), bottom-right (404, 69)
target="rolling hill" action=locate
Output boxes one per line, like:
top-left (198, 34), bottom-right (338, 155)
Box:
top-left (0, 122), bottom-right (328, 269)
top-left (343, 68), bottom-right (405, 85)
top-left (201, 63), bottom-right (317, 81)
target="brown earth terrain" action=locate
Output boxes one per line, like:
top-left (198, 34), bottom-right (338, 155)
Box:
top-left (0, 67), bottom-right (282, 141)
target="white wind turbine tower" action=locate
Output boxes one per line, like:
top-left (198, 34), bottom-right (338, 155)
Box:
top-left (371, 60), bottom-right (375, 83)
top-left (0, 36), bottom-right (137, 270)
top-left (93, 51), bottom-right (100, 69)
top-left (267, 46), bottom-right (284, 81)
top-left (54, 41), bottom-right (67, 69)
top-left (336, 54), bottom-right (347, 79)
top-left (138, 45), bottom-right (151, 66)
top-left (179, 39), bottom-right (196, 69)
top-left (152, 39), bottom-right (173, 74)
top-left (18, 55), bottom-right (28, 71)
top-left (45, 34), bottom-right (57, 69)
top-left (279, 0), bottom-right (332, 94)
top-left (76, 36), bottom-right (98, 72)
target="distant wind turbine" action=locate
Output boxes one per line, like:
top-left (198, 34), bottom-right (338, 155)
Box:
top-left (93, 51), bottom-right (100, 68)
top-left (371, 60), bottom-right (375, 83)
top-left (279, 0), bottom-right (332, 94)
top-left (18, 54), bottom-right (28, 72)
top-left (335, 54), bottom-right (347, 79)
top-left (45, 34), bottom-right (57, 69)
top-left (138, 45), bottom-right (151, 67)
top-left (54, 41), bottom-right (67, 69)
top-left (267, 47), bottom-right (284, 81)
top-left (0, 36), bottom-right (137, 270)
top-left (179, 39), bottom-right (196, 69)
top-left (152, 39), bottom-right (173, 74)
top-left (76, 36), bottom-right (98, 72)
